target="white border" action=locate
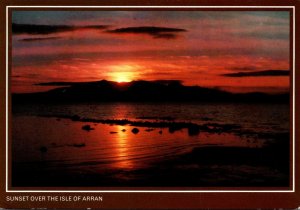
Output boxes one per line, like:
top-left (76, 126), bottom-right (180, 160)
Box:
top-left (6, 6), bottom-right (295, 193)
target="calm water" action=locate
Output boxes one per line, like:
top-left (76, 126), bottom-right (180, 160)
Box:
top-left (11, 103), bottom-right (290, 186)
top-left (13, 116), bottom-right (258, 170)
top-left (13, 102), bottom-right (289, 133)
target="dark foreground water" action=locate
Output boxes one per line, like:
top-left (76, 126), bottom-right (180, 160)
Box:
top-left (11, 103), bottom-right (290, 188)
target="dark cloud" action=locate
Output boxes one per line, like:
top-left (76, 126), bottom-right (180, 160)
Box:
top-left (153, 33), bottom-right (177, 39)
top-left (36, 81), bottom-right (82, 86)
top-left (229, 66), bottom-right (258, 71)
top-left (107, 26), bottom-right (187, 39)
top-left (19, 36), bottom-right (61, 42)
top-left (221, 70), bottom-right (289, 77)
top-left (79, 25), bottom-right (109, 30)
top-left (12, 23), bottom-right (110, 35)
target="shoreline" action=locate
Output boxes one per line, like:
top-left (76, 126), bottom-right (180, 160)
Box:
top-left (37, 114), bottom-right (288, 140)
top-left (38, 114), bottom-right (243, 133)
top-left (12, 138), bottom-right (289, 187)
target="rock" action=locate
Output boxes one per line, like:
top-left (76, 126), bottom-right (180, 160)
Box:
top-left (160, 116), bottom-right (175, 121)
top-left (145, 128), bottom-right (154, 132)
top-left (82, 125), bottom-right (94, 131)
top-left (201, 117), bottom-right (213, 121)
top-left (159, 130), bottom-right (163, 134)
top-left (132, 128), bottom-right (139, 134)
top-left (188, 125), bottom-right (200, 136)
top-left (73, 143), bottom-right (86, 147)
top-left (39, 146), bottom-right (48, 153)
top-left (71, 115), bottom-right (80, 121)
top-left (110, 131), bottom-right (118, 134)
top-left (168, 125), bottom-right (181, 133)
top-left (121, 129), bottom-right (126, 132)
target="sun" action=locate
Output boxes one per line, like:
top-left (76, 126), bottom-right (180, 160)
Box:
top-left (109, 64), bottom-right (139, 83)
top-left (115, 72), bottom-right (132, 83)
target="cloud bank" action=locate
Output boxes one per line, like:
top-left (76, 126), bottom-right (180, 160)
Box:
top-left (221, 70), bottom-right (289, 77)
top-left (19, 37), bottom-right (61, 42)
top-left (107, 26), bottom-right (187, 39)
top-left (12, 23), bottom-right (110, 35)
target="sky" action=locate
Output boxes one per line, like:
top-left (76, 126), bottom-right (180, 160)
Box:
top-left (11, 10), bottom-right (290, 93)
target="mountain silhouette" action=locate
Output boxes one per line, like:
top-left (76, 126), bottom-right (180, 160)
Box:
top-left (12, 80), bottom-right (289, 104)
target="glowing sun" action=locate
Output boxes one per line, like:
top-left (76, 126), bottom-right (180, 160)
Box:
top-left (114, 72), bottom-right (132, 83)
top-left (109, 64), bottom-right (139, 83)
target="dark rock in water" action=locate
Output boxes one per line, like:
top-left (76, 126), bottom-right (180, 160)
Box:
top-left (188, 125), bottom-right (200, 136)
top-left (39, 146), bottom-right (48, 153)
top-left (201, 117), bottom-right (213, 121)
top-left (73, 143), bottom-right (86, 147)
top-left (160, 116), bottom-right (175, 121)
top-left (71, 115), bottom-right (80, 121)
top-left (82, 125), bottom-right (94, 131)
top-left (110, 131), bottom-right (118, 134)
top-left (145, 128), bottom-right (154, 132)
top-left (168, 125), bottom-right (182, 133)
top-left (159, 130), bottom-right (163, 134)
top-left (121, 129), bottom-right (126, 132)
top-left (132, 128), bottom-right (139, 134)
top-left (202, 123), bottom-right (241, 133)
top-left (137, 116), bottom-right (176, 121)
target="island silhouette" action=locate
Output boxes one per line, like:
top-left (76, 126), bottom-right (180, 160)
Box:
top-left (12, 80), bottom-right (289, 103)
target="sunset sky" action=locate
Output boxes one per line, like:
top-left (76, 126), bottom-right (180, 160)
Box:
top-left (11, 10), bottom-right (290, 93)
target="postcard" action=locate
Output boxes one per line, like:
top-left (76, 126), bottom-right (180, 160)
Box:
top-left (0, 0), bottom-right (300, 209)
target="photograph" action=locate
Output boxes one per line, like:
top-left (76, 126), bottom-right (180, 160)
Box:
top-left (1, 0), bottom-right (300, 208)
top-left (10, 9), bottom-right (291, 188)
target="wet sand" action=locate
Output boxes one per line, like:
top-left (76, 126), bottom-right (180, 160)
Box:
top-left (12, 144), bottom-right (289, 187)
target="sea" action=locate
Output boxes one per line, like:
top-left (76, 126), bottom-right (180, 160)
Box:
top-left (11, 102), bottom-right (290, 186)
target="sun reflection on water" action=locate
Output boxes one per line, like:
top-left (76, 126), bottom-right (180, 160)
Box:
top-left (114, 125), bottom-right (134, 169)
